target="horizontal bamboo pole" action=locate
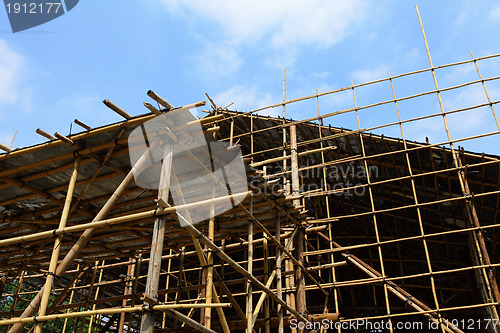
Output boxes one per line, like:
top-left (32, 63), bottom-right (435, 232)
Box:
top-left (0, 190), bottom-right (252, 248)
top-left (250, 146), bottom-right (336, 167)
top-left (232, 98), bottom-right (500, 163)
top-left (0, 303), bottom-right (230, 326)
top-left (309, 220), bottom-right (500, 256)
top-left (222, 52), bottom-right (500, 121)
top-left (336, 300), bottom-right (500, 326)
top-left (302, 155), bottom-right (500, 199)
top-left (324, 188), bottom-right (500, 221)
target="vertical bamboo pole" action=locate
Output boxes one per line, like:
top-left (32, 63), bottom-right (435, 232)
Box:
top-left (118, 261), bottom-right (134, 333)
top-left (290, 125), bottom-right (306, 323)
top-left (162, 250), bottom-right (173, 329)
top-left (251, 226), bottom-right (299, 328)
top-left (173, 247), bottom-right (185, 329)
top-left (416, 6), bottom-right (479, 331)
top-left (246, 197), bottom-right (254, 333)
top-left (61, 267), bottom-right (77, 333)
top-left (127, 255), bottom-right (142, 331)
top-left (282, 68), bottom-right (296, 331)
top-left (140, 214), bottom-right (167, 333)
top-left (0, 274), bottom-right (6, 300)
top-left (389, 70), bottom-right (449, 333)
top-left (34, 157), bottom-right (81, 333)
top-left (282, 68), bottom-right (290, 196)
top-left (205, 214), bottom-right (215, 329)
top-left (263, 232), bottom-right (270, 333)
top-left (456, 154), bottom-right (500, 308)
top-left (316, 88), bottom-right (340, 333)
top-left (87, 260), bottom-right (105, 332)
top-left (470, 51), bottom-right (500, 131)
top-left (76, 261), bottom-right (99, 333)
top-left (276, 216), bottom-right (284, 333)
top-left (351, 82), bottom-right (393, 332)
top-left (6, 272), bottom-right (24, 332)
top-left (140, 144), bottom-right (173, 333)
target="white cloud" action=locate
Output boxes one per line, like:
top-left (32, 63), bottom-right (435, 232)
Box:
top-left (194, 43), bottom-right (243, 76)
top-left (351, 64), bottom-right (389, 83)
top-left (489, 4), bottom-right (500, 20)
top-left (159, 0), bottom-right (368, 67)
top-left (212, 85), bottom-right (278, 116)
top-left (0, 39), bottom-right (27, 106)
top-left (55, 90), bottom-right (101, 114)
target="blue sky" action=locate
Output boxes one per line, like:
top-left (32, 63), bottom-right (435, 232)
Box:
top-left (0, 0), bottom-right (499, 154)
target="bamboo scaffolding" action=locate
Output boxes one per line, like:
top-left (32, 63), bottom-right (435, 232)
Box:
top-left (1, 33), bottom-right (500, 333)
top-left (7, 144), bottom-right (158, 333)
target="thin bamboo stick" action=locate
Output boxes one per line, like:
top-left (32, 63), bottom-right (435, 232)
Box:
top-left (33, 157), bottom-right (81, 333)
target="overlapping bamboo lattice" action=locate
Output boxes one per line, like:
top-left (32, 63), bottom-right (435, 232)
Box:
top-left (1, 9), bottom-right (500, 333)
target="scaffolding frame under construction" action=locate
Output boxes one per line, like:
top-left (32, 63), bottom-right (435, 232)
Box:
top-left (1, 8), bottom-right (500, 333)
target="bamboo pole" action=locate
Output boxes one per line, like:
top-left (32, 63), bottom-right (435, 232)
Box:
top-left (146, 90), bottom-right (174, 111)
top-left (0, 190), bottom-right (252, 248)
top-left (0, 142), bottom-right (11, 153)
top-left (185, 234), bottom-right (231, 333)
top-left (351, 82), bottom-right (394, 332)
top-left (246, 197), bottom-right (254, 333)
top-left (204, 211), bottom-right (215, 329)
top-left (250, 146), bottom-right (336, 168)
top-left (317, 232), bottom-right (462, 333)
top-left (251, 226), bottom-right (298, 328)
top-left (276, 215), bottom-right (284, 333)
top-left (144, 102), bottom-right (162, 115)
top-left (263, 231), bottom-right (270, 333)
top-left (140, 145), bottom-right (173, 331)
top-left (118, 261), bottom-right (134, 333)
top-left (87, 260), bottom-right (106, 332)
top-left (456, 152), bottom-right (500, 310)
top-left (162, 250), bottom-right (172, 329)
top-left (36, 128), bottom-right (57, 141)
top-left (182, 220), bottom-right (308, 323)
top-left (74, 119), bottom-right (91, 131)
top-left (139, 212), bottom-right (167, 332)
top-left (0, 303), bottom-right (231, 326)
top-left (8, 144), bottom-right (156, 333)
top-left (33, 157), bottom-right (81, 333)
top-left (103, 100), bottom-right (132, 119)
top-left (171, 167), bottom-right (231, 333)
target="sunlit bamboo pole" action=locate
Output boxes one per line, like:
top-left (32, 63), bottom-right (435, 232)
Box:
top-left (34, 157), bottom-right (81, 333)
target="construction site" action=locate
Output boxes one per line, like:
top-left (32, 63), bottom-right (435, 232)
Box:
top-left (1, 9), bottom-right (500, 333)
